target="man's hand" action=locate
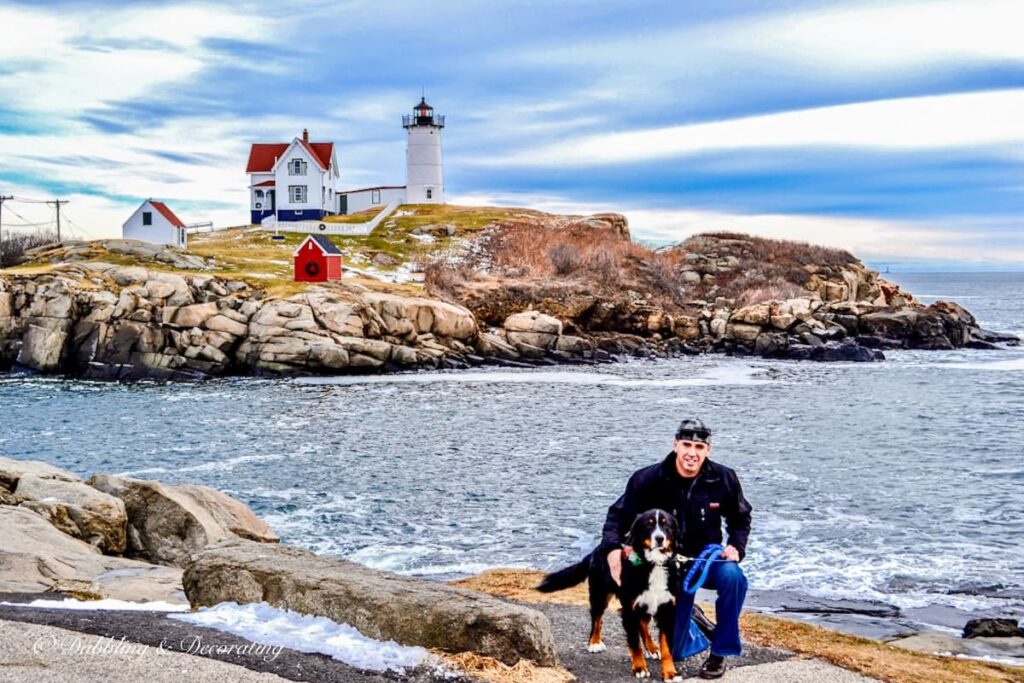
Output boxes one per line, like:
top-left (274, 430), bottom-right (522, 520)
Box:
top-left (721, 545), bottom-right (740, 562)
top-left (607, 549), bottom-right (622, 586)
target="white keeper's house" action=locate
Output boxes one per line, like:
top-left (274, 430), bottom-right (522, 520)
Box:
top-left (247, 98), bottom-right (446, 225)
top-left (122, 199), bottom-right (188, 248)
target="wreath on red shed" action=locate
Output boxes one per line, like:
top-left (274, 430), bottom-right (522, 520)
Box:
top-left (304, 261), bottom-right (321, 277)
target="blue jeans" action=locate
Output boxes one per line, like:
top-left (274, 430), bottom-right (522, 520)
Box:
top-left (672, 561), bottom-right (747, 659)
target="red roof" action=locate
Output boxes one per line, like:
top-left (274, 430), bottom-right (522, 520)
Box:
top-left (246, 140), bottom-right (334, 172)
top-left (250, 180), bottom-right (276, 187)
top-left (149, 201), bottom-right (185, 228)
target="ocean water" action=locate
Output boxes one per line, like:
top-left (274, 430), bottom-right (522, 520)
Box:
top-left (1, 273), bottom-right (1022, 629)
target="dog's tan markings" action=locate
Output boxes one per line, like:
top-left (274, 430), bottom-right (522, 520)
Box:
top-left (588, 593), bottom-right (611, 652)
top-left (588, 614), bottom-right (604, 650)
top-left (629, 642), bottom-right (650, 678)
top-left (639, 616), bottom-right (659, 658)
top-left (658, 630), bottom-right (680, 681)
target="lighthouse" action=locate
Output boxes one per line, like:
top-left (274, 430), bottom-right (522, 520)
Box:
top-left (403, 97), bottom-right (445, 204)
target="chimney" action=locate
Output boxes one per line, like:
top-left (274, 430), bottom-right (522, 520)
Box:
top-left (302, 128), bottom-right (309, 143)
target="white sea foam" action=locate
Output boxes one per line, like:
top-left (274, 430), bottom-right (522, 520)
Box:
top-left (171, 602), bottom-right (434, 672)
top-left (914, 357), bottom-right (1024, 372)
top-left (295, 363), bottom-right (776, 388)
top-left (117, 453), bottom-right (286, 476)
top-left (0, 598), bottom-right (189, 611)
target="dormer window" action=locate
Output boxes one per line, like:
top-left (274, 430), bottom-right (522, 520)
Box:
top-left (289, 159), bottom-right (307, 176)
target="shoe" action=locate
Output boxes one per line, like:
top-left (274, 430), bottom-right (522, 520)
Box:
top-left (699, 654), bottom-right (726, 679)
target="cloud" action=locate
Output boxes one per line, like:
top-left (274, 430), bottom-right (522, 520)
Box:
top-left (0, 5), bottom-right (267, 114)
top-left (491, 89), bottom-right (1024, 166)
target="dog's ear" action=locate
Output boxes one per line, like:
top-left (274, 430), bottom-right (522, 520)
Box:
top-left (665, 512), bottom-right (681, 550)
top-left (626, 513), bottom-right (645, 547)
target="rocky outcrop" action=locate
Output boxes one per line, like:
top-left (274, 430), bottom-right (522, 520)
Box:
top-left (0, 505), bottom-right (184, 603)
top-left (963, 618), bottom-right (1023, 639)
top-left (87, 475), bottom-right (278, 567)
top-left (15, 475), bottom-right (127, 553)
top-left (184, 538), bottom-right (560, 667)
top-left (0, 456), bottom-right (281, 602)
top-left (0, 263), bottom-right (498, 379)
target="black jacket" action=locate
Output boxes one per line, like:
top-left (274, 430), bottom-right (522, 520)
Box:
top-left (601, 454), bottom-right (753, 561)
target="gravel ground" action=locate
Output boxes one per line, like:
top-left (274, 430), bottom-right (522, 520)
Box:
top-left (0, 593), bottom-right (876, 682)
top-left (532, 601), bottom-right (796, 681)
top-left (0, 594), bottom-right (464, 683)
top-left (0, 620), bottom-right (287, 683)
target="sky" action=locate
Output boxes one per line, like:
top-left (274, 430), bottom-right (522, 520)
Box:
top-left (1, 0), bottom-right (1022, 270)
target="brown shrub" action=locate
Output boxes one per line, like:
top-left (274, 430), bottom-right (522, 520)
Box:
top-left (423, 259), bottom-right (473, 297)
top-left (547, 243), bottom-right (581, 275)
top-left (1, 231), bottom-right (59, 268)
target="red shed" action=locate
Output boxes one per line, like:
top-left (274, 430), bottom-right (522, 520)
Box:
top-left (294, 235), bottom-right (343, 282)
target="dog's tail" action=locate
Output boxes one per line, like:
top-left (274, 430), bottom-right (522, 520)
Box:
top-left (535, 552), bottom-right (592, 593)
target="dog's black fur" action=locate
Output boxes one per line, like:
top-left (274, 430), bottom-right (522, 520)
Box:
top-left (538, 509), bottom-right (685, 681)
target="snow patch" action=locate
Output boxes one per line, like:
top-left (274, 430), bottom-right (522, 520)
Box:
top-left (0, 598), bottom-right (189, 611)
top-left (171, 602), bottom-right (437, 673)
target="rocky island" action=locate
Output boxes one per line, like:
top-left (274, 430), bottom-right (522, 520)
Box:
top-left (0, 205), bottom-right (1016, 381)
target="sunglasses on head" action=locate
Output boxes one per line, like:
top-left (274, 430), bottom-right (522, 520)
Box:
top-left (676, 431), bottom-right (710, 442)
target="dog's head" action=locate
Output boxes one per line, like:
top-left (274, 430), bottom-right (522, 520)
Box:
top-left (626, 508), bottom-right (680, 564)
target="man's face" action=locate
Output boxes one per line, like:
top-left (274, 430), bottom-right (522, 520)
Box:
top-left (674, 439), bottom-right (710, 478)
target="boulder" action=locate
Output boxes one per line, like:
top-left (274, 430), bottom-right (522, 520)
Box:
top-left (504, 311), bottom-right (563, 336)
top-left (87, 475), bottom-right (277, 567)
top-left (171, 302), bottom-right (219, 329)
top-left (0, 506), bottom-right (184, 603)
top-left (15, 475), bottom-right (127, 553)
top-left (0, 455), bottom-right (80, 492)
top-left (963, 618), bottom-right (1023, 638)
top-left (731, 302), bottom-right (772, 326)
top-left (16, 320), bottom-right (70, 371)
top-left (184, 539), bottom-right (559, 666)
top-left (476, 332), bottom-right (520, 360)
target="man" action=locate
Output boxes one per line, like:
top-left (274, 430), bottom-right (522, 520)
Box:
top-left (601, 418), bottom-right (752, 679)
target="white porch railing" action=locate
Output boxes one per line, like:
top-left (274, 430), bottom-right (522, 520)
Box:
top-left (259, 203), bottom-right (399, 236)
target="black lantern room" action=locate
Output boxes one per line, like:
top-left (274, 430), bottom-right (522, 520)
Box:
top-left (403, 97), bottom-right (445, 129)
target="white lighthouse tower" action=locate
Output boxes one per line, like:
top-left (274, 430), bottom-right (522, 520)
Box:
top-left (403, 97), bottom-right (445, 204)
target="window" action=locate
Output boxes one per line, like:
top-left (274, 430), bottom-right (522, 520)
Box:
top-left (142, 211), bottom-right (152, 226)
top-left (426, 189), bottom-right (433, 199)
top-left (289, 185), bottom-right (307, 203)
top-left (371, 189), bottom-right (381, 204)
top-left (289, 159), bottom-right (307, 176)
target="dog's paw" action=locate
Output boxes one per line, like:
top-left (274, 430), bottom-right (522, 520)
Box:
top-left (663, 675), bottom-right (682, 683)
top-left (632, 670), bottom-right (651, 679)
top-left (644, 649), bottom-right (661, 659)
top-left (587, 642), bottom-right (606, 653)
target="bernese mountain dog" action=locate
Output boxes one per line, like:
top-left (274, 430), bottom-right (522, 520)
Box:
top-left (537, 509), bottom-right (685, 681)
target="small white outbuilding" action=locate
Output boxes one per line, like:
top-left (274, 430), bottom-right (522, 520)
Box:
top-left (122, 199), bottom-right (188, 248)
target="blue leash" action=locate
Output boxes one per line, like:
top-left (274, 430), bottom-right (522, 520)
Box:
top-left (682, 544), bottom-right (724, 594)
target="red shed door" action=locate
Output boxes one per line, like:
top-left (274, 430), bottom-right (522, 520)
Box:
top-left (295, 240), bottom-right (328, 282)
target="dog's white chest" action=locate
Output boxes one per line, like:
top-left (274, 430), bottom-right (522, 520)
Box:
top-left (635, 564), bottom-right (673, 615)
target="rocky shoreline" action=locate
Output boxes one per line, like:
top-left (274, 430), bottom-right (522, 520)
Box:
top-left (0, 237), bottom-right (1017, 381)
top-left (1, 454), bottom-right (1021, 680)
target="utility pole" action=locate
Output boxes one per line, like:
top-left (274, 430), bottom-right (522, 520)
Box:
top-left (48, 199), bottom-right (68, 242)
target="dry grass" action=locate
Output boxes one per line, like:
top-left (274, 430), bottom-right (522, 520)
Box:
top-left (453, 569), bottom-right (1022, 683)
top-left (437, 651), bottom-right (574, 683)
top-left (427, 219), bottom-right (695, 309)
